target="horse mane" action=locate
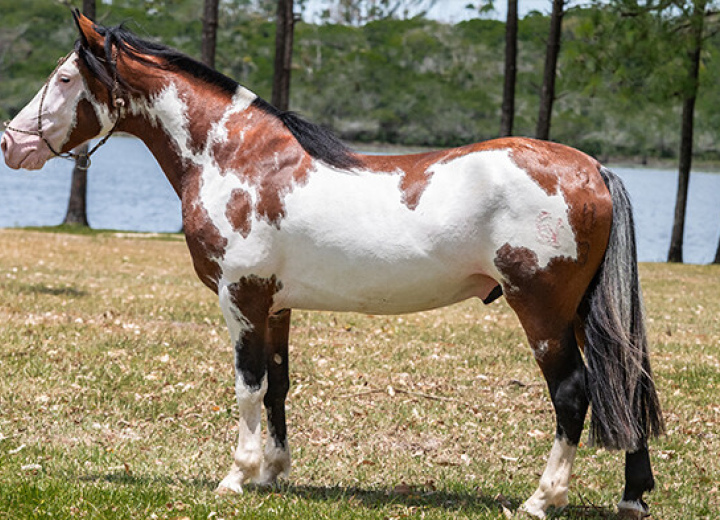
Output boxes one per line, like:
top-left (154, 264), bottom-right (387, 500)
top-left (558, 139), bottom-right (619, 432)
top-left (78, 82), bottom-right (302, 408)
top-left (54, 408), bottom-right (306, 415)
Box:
top-left (251, 98), bottom-right (361, 169)
top-left (75, 23), bottom-right (360, 169)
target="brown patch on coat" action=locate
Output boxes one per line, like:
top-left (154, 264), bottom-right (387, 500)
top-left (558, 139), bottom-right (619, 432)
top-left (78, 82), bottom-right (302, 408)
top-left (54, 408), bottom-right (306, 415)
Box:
top-left (227, 274), bottom-right (283, 325)
top-left (493, 139), bottom-right (613, 343)
top-left (226, 188), bottom-right (253, 238)
top-left (211, 106), bottom-right (314, 230)
top-left (507, 138), bottom-right (600, 197)
top-left (174, 75), bottom-right (230, 156)
top-left (61, 98), bottom-right (102, 153)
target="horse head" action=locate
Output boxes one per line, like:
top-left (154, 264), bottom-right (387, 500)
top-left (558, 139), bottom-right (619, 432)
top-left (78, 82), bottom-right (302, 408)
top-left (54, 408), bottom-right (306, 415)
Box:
top-left (2, 10), bottom-right (120, 170)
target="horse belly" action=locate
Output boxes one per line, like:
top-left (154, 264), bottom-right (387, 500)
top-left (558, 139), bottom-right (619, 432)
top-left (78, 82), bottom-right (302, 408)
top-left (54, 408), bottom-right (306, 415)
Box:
top-left (275, 257), bottom-right (498, 314)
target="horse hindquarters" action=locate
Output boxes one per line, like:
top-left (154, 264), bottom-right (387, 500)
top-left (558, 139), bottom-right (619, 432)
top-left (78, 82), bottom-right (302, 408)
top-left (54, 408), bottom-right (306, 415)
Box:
top-left (506, 167), bottom-right (664, 518)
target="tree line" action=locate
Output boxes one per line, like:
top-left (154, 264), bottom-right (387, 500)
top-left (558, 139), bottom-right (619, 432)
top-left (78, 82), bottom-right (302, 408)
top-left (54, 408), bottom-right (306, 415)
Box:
top-left (1, 0), bottom-right (718, 263)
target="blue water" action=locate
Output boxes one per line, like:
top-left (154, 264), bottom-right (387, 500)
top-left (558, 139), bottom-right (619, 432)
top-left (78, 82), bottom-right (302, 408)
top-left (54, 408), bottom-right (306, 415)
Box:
top-left (1, 136), bottom-right (719, 263)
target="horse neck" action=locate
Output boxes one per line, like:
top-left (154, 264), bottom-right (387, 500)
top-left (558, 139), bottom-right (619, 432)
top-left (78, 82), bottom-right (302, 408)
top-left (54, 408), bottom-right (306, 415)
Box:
top-left (118, 74), bottom-right (286, 199)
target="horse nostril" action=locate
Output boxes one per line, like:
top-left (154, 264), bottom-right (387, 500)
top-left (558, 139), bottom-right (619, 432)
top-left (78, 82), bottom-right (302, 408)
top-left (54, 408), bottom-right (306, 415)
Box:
top-left (0, 134), bottom-right (8, 155)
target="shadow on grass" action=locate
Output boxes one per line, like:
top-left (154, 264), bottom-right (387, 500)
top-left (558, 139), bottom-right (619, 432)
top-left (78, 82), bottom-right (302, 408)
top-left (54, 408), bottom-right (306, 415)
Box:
top-left (16, 283), bottom-right (88, 297)
top-left (280, 485), bottom-right (620, 518)
top-left (82, 472), bottom-right (619, 518)
top-left (282, 482), bottom-right (509, 512)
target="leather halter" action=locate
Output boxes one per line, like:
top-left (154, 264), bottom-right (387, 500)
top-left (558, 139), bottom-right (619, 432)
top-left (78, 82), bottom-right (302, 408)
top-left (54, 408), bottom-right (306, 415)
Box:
top-left (3, 53), bottom-right (123, 171)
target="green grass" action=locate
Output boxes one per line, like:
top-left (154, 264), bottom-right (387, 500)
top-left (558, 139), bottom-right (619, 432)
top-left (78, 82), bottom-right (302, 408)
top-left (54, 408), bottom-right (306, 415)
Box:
top-left (0, 229), bottom-right (718, 519)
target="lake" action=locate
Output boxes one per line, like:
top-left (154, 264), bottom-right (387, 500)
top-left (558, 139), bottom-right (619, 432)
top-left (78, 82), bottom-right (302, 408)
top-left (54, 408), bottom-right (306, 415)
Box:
top-left (1, 136), bottom-right (719, 264)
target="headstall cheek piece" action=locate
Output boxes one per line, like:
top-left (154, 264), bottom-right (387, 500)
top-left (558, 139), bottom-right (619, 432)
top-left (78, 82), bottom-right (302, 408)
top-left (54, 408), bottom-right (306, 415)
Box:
top-left (3, 52), bottom-right (124, 171)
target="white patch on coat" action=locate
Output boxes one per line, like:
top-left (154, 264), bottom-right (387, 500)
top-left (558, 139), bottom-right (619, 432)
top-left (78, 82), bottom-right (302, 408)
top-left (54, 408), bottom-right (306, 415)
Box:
top-left (520, 437), bottom-right (577, 518)
top-left (534, 340), bottom-right (550, 362)
top-left (208, 86), bottom-right (257, 144)
top-left (2, 53), bottom-right (114, 170)
top-left (134, 83), bottom-right (195, 161)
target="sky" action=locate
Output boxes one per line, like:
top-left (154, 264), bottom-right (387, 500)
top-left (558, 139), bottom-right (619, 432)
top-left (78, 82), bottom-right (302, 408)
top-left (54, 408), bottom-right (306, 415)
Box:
top-left (425, 0), bottom-right (554, 23)
top-left (301, 0), bottom-right (555, 24)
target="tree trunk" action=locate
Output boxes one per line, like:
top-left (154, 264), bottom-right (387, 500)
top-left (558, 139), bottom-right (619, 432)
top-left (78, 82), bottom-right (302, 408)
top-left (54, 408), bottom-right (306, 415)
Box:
top-left (202, 0), bottom-right (220, 69)
top-left (713, 234), bottom-right (720, 264)
top-left (272, 0), bottom-right (295, 112)
top-left (499, 0), bottom-right (518, 137)
top-left (668, 5), bottom-right (704, 263)
top-left (63, 148), bottom-right (90, 226)
top-left (63, 0), bottom-right (95, 227)
top-left (535, 0), bottom-right (564, 141)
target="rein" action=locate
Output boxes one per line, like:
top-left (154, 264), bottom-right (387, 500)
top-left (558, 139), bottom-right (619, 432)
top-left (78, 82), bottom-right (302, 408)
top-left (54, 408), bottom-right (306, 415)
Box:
top-left (3, 53), bottom-right (123, 171)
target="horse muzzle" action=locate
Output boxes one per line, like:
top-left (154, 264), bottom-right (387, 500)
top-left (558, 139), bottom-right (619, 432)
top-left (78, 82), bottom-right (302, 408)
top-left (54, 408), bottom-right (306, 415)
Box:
top-left (1, 130), bottom-right (52, 170)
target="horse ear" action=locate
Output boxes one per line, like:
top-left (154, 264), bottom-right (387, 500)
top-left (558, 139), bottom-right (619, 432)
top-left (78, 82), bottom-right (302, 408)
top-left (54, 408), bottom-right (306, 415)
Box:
top-left (72, 9), bottom-right (104, 54)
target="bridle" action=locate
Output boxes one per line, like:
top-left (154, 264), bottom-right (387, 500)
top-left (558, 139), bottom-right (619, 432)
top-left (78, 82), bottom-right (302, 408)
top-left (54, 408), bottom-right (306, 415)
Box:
top-left (3, 53), bottom-right (123, 171)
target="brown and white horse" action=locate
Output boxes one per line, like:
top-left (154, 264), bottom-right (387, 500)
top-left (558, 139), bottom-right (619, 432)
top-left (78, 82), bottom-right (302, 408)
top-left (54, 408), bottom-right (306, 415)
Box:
top-left (2, 11), bottom-right (664, 518)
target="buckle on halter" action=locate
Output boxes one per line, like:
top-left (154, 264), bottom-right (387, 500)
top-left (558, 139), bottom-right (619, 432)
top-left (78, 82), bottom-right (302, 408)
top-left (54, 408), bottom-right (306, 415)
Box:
top-left (76, 155), bottom-right (91, 171)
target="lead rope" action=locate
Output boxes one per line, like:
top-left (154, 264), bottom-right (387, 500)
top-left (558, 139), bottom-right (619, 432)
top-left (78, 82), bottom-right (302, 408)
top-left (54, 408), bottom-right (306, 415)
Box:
top-left (3, 52), bottom-right (123, 171)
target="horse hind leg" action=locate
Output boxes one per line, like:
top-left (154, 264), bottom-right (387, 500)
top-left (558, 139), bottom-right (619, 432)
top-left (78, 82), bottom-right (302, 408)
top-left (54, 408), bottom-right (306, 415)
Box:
top-left (519, 325), bottom-right (589, 518)
top-left (618, 446), bottom-right (655, 516)
top-left (255, 309), bottom-right (292, 486)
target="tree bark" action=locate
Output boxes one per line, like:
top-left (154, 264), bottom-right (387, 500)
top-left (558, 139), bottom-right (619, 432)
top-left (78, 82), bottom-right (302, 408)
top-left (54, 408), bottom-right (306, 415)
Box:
top-left (668, 4), bottom-right (704, 263)
top-left (272, 0), bottom-right (295, 112)
top-left (202, 0), bottom-right (220, 69)
top-left (62, 149), bottom-right (90, 226)
top-left (499, 0), bottom-right (518, 137)
top-left (535, 0), bottom-right (564, 141)
top-left (63, 0), bottom-right (95, 227)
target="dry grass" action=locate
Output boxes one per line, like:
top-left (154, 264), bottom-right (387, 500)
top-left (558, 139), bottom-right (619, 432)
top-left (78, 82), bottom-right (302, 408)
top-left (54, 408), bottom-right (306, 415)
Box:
top-left (0, 229), bottom-right (718, 519)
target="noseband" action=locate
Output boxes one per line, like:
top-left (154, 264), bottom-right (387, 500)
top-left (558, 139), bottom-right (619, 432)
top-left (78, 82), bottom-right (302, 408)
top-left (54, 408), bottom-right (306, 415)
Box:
top-left (3, 53), bottom-right (123, 171)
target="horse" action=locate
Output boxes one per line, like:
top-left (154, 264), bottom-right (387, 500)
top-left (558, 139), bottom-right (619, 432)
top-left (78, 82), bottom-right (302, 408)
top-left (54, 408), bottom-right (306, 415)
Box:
top-left (1, 10), bottom-right (664, 518)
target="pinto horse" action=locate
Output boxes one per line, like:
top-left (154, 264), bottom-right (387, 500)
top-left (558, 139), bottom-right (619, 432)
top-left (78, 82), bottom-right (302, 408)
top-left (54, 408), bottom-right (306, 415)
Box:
top-left (2, 11), bottom-right (664, 518)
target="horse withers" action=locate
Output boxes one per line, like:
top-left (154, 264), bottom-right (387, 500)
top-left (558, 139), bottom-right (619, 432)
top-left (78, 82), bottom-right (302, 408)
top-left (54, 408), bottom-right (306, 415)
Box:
top-left (1, 10), bottom-right (664, 518)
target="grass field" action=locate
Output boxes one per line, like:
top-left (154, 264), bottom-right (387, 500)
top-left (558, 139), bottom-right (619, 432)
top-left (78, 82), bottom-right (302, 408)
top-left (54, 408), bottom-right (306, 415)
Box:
top-left (0, 229), bottom-right (718, 519)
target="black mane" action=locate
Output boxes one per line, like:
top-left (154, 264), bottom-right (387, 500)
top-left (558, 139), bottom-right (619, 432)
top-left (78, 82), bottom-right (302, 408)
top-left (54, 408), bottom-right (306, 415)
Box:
top-left (75, 21), bottom-right (360, 169)
top-left (251, 98), bottom-right (361, 169)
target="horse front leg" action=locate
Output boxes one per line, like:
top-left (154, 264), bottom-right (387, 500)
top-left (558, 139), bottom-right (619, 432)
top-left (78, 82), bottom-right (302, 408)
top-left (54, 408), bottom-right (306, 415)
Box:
top-left (256, 308), bottom-right (292, 486)
top-left (216, 279), bottom-right (273, 494)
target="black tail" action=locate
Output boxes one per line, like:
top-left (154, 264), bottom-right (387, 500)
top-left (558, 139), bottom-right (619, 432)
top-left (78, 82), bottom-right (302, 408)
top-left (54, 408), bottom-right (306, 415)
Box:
top-left (583, 167), bottom-right (664, 451)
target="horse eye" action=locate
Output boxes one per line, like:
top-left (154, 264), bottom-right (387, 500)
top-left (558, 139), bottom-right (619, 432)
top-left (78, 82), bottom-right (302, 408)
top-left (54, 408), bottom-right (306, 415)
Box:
top-left (60, 77), bottom-right (71, 84)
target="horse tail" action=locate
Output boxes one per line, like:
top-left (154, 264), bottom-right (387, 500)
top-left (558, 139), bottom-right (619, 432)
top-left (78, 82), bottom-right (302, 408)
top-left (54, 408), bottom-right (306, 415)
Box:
top-left (582, 166), bottom-right (664, 451)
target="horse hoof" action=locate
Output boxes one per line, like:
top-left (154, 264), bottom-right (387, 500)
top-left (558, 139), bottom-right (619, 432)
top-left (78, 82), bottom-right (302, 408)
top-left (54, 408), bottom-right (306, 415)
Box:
top-left (517, 503), bottom-right (546, 519)
top-left (216, 477), bottom-right (244, 495)
top-left (617, 499), bottom-right (650, 518)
